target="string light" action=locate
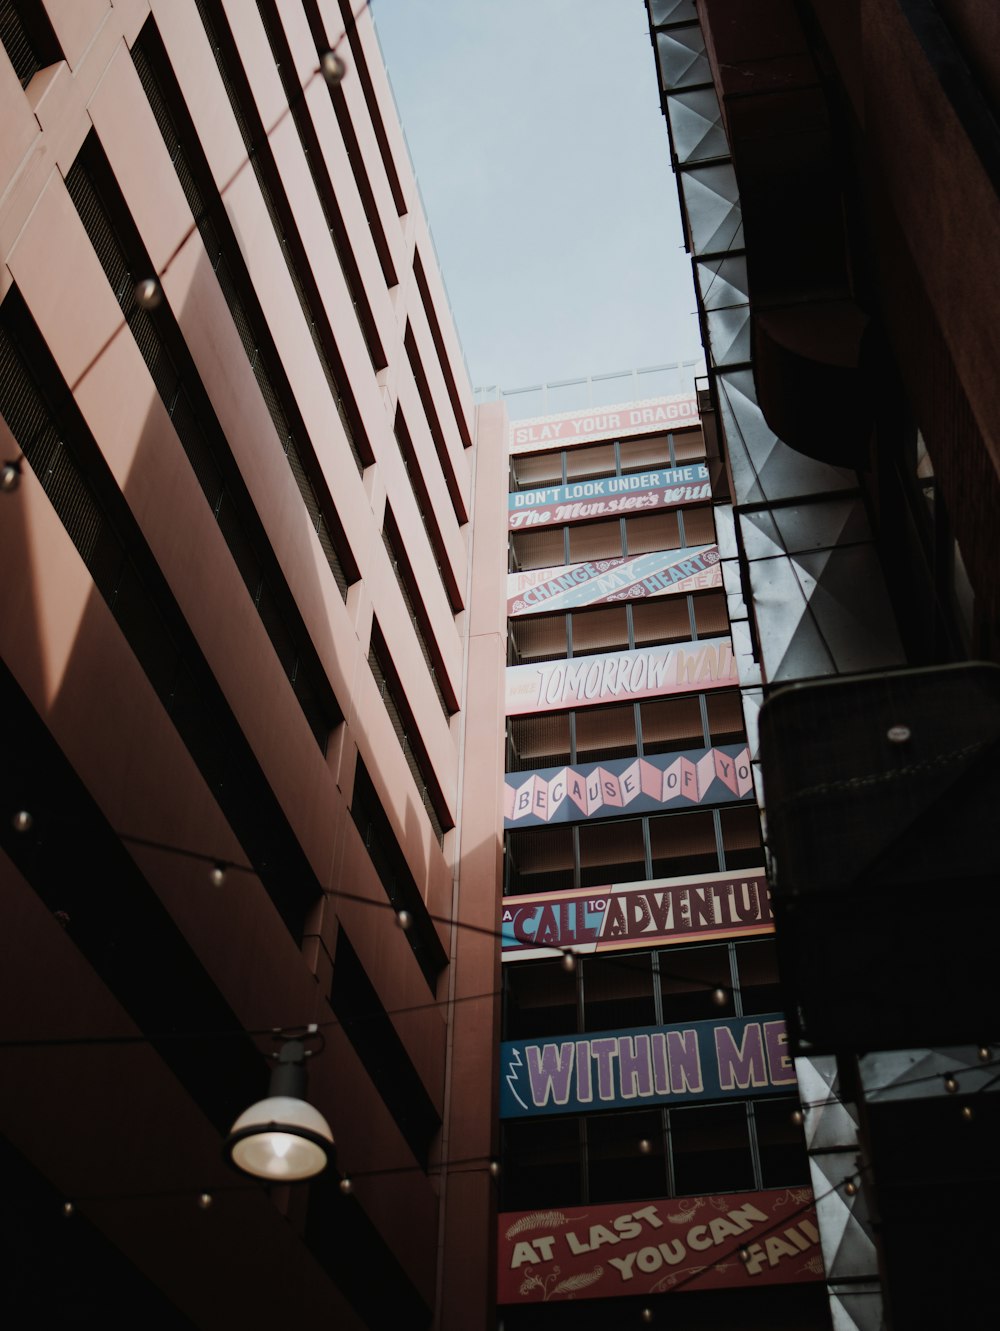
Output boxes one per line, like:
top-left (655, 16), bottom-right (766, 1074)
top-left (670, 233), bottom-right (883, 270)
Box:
top-left (133, 277), bottom-right (163, 309)
top-left (320, 50), bottom-right (347, 86)
top-left (978, 1046), bottom-right (991, 1063)
top-left (638, 1139), bottom-right (652, 1155)
top-left (843, 1179), bottom-right (858, 1197)
top-left (1, 458), bottom-right (22, 492)
top-left (961, 1105), bottom-right (974, 1121)
top-left (640, 1310), bottom-right (654, 1325)
top-left (790, 1108), bottom-right (804, 1126)
top-left (338, 1177), bottom-right (353, 1194)
top-left (944, 1074), bottom-right (959, 1094)
top-left (488, 1160), bottom-right (500, 1178)
top-left (39, 1156), bottom-right (872, 1302)
top-left (209, 862), bottom-right (227, 888)
top-left (197, 1192), bottom-right (213, 1210)
top-left (5, 808), bottom-right (751, 1007)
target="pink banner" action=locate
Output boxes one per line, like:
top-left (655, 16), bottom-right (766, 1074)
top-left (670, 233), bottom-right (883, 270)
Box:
top-left (510, 394), bottom-right (700, 453)
top-left (507, 546), bottom-right (721, 616)
top-left (505, 637), bottom-right (737, 715)
top-left (498, 1188), bottom-right (823, 1304)
top-left (504, 745), bottom-right (752, 825)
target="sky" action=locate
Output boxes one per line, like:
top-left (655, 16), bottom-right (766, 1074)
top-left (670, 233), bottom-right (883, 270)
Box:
top-left (371, 0), bottom-right (704, 406)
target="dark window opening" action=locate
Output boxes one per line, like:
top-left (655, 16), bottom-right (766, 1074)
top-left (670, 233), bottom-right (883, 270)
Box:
top-left (394, 406), bottom-right (462, 609)
top-left (0, 0), bottom-right (60, 86)
top-left (670, 1101), bottom-right (755, 1196)
top-left (0, 293), bottom-right (323, 940)
top-left (252, 0), bottom-right (386, 369)
top-left (65, 140), bottom-right (338, 752)
top-left (413, 251), bottom-right (472, 447)
top-left (330, 929), bottom-right (440, 1165)
top-left (382, 508), bottom-right (455, 717)
top-left (350, 760), bottom-right (448, 990)
top-left (131, 23), bottom-right (357, 602)
top-left (404, 323), bottom-right (466, 520)
top-left (192, 0), bottom-right (371, 467)
top-left (368, 623), bottom-right (450, 846)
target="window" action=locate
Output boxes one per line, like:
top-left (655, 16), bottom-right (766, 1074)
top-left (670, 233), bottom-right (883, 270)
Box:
top-left (330, 930), bottom-right (440, 1164)
top-left (368, 626), bottom-right (449, 845)
top-left (350, 760), bottom-right (448, 989)
top-left (0, 0), bottom-right (60, 86)
top-left (132, 24), bottom-right (357, 601)
top-left (382, 510), bottom-right (454, 717)
top-left (499, 940), bottom-right (806, 1209)
top-left (65, 141), bottom-right (338, 752)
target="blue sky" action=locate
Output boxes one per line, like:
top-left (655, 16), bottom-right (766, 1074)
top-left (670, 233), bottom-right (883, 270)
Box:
top-left (372, 0), bottom-right (704, 401)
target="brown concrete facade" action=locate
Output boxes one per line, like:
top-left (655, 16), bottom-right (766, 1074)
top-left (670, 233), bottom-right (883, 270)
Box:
top-left (0, 3), bottom-right (505, 1328)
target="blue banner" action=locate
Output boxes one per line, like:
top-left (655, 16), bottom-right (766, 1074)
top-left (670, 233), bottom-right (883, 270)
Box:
top-left (508, 463), bottom-right (709, 517)
top-left (500, 1014), bottom-right (795, 1118)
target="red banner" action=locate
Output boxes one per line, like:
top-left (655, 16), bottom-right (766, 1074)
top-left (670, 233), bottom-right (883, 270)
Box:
top-left (501, 870), bottom-right (772, 960)
top-left (498, 1187), bottom-right (823, 1304)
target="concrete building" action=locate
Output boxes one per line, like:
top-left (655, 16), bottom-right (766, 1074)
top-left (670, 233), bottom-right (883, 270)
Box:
top-left (5, 1), bottom-right (998, 1328)
top-left (0, 2), bottom-right (506, 1326)
top-left (494, 390), bottom-right (832, 1330)
top-left (647, 2), bottom-right (1000, 1328)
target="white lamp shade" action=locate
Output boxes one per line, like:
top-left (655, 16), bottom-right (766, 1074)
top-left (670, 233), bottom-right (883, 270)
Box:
top-left (226, 1095), bottom-right (334, 1182)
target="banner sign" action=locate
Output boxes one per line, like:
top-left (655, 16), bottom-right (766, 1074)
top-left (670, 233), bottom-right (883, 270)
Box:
top-left (506, 637), bottom-right (737, 716)
top-left (504, 744), bottom-right (752, 827)
top-left (497, 1187), bottom-right (823, 1304)
top-left (501, 870), bottom-right (772, 960)
top-left (507, 464), bottom-right (710, 531)
top-left (510, 394), bottom-right (700, 454)
top-left (507, 545), bottom-right (721, 616)
top-left (500, 1014), bottom-right (796, 1119)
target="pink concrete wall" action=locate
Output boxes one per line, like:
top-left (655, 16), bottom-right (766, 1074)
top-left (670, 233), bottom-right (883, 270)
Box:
top-left (0, 3), bottom-right (505, 1325)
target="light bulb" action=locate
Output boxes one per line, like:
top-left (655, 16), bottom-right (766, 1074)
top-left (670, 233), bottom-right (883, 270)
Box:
top-left (320, 50), bottom-right (347, 86)
top-left (133, 277), bottom-right (162, 309)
